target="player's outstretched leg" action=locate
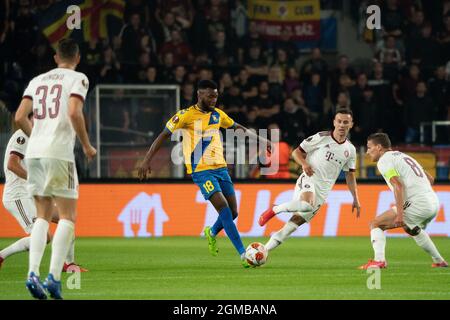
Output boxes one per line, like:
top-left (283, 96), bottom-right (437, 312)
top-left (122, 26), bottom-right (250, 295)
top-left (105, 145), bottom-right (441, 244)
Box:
top-left (408, 228), bottom-right (448, 268)
top-left (204, 226), bottom-right (218, 256)
top-left (259, 200), bottom-right (313, 226)
top-left (0, 237), bottom-right (30, 267)
top-left (265, 215), bottom-right (305, 251)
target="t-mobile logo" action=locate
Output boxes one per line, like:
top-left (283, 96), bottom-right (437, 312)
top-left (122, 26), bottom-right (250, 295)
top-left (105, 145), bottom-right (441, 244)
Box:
top-left (325, 151), bottom-right (334, 161)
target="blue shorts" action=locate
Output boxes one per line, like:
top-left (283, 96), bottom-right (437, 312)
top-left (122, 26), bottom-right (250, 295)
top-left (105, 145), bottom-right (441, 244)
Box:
top-left (192, 167), bottom-right (235, 200)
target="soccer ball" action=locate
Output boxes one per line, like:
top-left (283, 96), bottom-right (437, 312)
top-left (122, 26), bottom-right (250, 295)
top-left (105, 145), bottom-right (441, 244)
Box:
top-left (245, 242), bottom-right (268, 267)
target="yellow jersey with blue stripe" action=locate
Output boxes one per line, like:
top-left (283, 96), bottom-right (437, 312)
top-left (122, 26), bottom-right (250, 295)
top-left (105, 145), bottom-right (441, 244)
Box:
top-left (165, 105), bottom-right (235, 174)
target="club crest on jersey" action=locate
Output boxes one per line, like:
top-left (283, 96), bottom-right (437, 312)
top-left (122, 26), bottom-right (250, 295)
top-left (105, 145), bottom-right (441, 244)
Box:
top-left (208, 111), bottom-right (220, 125)
top-left (344, 150), bottom-right (349, 158)
top-left (17, 136), bottom-right (25, 145)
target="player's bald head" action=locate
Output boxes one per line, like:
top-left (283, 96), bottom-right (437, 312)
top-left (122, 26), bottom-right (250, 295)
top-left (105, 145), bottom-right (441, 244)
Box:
top-left (56, 38), bottom-right (80, 62)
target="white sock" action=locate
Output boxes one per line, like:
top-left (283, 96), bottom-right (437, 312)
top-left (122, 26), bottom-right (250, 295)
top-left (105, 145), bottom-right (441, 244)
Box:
top-left (0, 237), bottom-right (30, 259)
top-left (371, 228), bottom-right (386, 262)
top-left (413, 230), bottom-right (445, 263)
top-left (265, 221), bottom-right (299, 251)
top-left (274, 200), bottom-right (313, 214)
top-left (49, 219), bottom-right (75, 281)
top-left (65, 234), bottom-right (75, 265)
top-left (28, 218), bottom-right (49, 277)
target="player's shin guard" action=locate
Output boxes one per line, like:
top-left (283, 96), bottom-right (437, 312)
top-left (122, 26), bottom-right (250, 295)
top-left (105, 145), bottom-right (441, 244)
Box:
top-left (370, 228), bottom-right (386, 262)
top-left (49, 219), bottom-right (74, 281)
top-left (413, 230), bottom-right (445, 263)
top-left (265, 221), bottom-right (299, 251)
top-left (218, 207), bottom-right (245, 256)
top-left (0, 236), bottom-right (30, 259)
top-left (29, 218), bottom-right (49, 277)
top-left (273, 200), bottom-right (313, 214)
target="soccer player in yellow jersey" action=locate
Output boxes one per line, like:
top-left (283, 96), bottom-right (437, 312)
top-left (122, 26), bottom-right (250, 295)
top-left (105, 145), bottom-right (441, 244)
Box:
top-left (138, 80), bottom-right (266, 268)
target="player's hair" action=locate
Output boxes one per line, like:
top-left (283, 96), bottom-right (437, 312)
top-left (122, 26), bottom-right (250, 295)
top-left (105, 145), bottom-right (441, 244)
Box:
top-left (334, 107), bottom-right (353, 118)
top-left (56, 38), bottom-right (79, 61)
top-left (367, 132), bottom-right (392, 149)
top-left (197, 79), bottom-right (218, 90)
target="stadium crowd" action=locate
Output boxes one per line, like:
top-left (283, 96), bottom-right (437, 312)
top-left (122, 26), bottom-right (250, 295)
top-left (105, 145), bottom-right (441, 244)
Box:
top-left (0, 0), bottom-right (449, 150)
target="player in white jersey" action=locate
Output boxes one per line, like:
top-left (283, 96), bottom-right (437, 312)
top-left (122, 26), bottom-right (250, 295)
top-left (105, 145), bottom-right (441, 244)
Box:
top-left (259, 109), bottom-right (361, 252)
top-left (359, 133), bottom-right (448, 269)
top-left (0, 114), bottom-right (87, 273)
top-left (15, 39), bottom-right (96, 299)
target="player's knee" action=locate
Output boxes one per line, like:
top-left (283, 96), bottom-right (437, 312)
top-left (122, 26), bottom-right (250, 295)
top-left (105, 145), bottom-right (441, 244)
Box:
top-left (231, 210), bottom-right (238, 220)
top-left (299, 200), bottom-right (313, 212)
top-left (404, 225), bottom-right (421, 236)
top-left (290, 214), bottom-right (306, 226)
top-left (369, 220), bottom-right (382, 230)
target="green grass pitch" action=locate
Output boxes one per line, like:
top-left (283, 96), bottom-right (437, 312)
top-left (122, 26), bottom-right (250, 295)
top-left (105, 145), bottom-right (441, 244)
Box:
top-left (0, 237), bottom-right (449, 300)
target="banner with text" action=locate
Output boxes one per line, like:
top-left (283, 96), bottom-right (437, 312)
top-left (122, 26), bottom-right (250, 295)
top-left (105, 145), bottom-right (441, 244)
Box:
top-left (248, 0), bottom-right (321, 41)
top-left (1, 184), bottom-right (449, 238)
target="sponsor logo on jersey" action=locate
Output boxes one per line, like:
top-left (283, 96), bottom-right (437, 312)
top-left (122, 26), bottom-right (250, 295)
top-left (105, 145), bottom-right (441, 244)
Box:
top-left (344, 150), bottom-right (349, 158)
top-left (82, 79), bottom-right (88, 89)
top-left (172, 115), bottom-right (179, 124)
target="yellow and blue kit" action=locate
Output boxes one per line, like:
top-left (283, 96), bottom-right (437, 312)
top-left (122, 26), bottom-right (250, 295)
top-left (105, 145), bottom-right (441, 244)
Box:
top-left (165, 105), bottom-right (236, 199)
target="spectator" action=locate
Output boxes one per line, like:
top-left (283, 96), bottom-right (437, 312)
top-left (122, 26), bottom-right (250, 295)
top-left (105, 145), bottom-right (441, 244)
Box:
top-left (303, 72), bottom-right (325, 120)
top-left (180, 82), bottom-right (194, 108)
top-left (98, 47), bottom-right (122, 84)
top-left (381, 0), bottom-right (405, 38)
top-left (120, 13), bottom-right (147, 65)
top-left (260, 123), bottom-right (291, 179)
top-left (267, 65), bottom-right (284, 105)
top-left (144, 66), bottom-right (159, 84)
top-left (284, 67), bottom-right (301, 96)
top-left (159, 29), bottom-right (193, 65)
top-left (428, 66), bottom-right (450, 120)
top-left (244, 44), bottom-right (269, 84)
top-left (278, 98), bottom-right (310, 146)
top-left (409, 23), bottom-right (441, 78)
top-left (404, 81), bottom-right (434, 143)
top-left (221, 84), bottom-right (247, 125)
top-left (251, 81), bottom-right (280, 128)
top-left (300, 47), bottom-right (328, 86)
top-left (352, 86), bottom-right (381, 145)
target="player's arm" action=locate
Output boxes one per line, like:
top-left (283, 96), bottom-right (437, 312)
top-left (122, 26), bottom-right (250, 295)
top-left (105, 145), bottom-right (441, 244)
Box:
top-left (7, 153), bottom-right (27, 180)
top-left (234, 123), bottom-right (273, 150)
top-left (138, 129), bottom-right (171, 180)
top-left (68, 96), bottom-right (96, 161)
top-left (345, 171), bottom-right (361, 218)
top-left (292, 147), bottom-right (314, 176)
top-left (389, 176), bottom-right (406, 227)
top-left (14, 98), bottom-right (33, 136)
